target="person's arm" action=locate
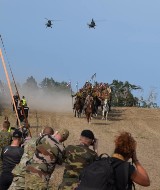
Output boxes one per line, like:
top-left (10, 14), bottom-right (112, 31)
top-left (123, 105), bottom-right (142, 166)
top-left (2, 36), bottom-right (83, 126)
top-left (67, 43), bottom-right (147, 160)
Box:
top-left (92, 138), bottom-right (98, 154)
top-left (131, 151), bottom-right (150, 186)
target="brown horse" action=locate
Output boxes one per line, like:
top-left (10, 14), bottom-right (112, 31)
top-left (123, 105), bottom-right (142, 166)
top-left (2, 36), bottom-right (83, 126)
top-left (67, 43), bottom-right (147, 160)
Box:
top-left (74, 97), bottom-right (84, 118)
top-left (85, 97), bottom-right (94, 123)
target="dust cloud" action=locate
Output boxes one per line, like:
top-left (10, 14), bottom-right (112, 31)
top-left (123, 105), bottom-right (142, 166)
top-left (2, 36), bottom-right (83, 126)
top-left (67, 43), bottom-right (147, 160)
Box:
top-left (21, 89), bottom-right (74, 113)
top-left (1, 86), bottom-right (75, 113)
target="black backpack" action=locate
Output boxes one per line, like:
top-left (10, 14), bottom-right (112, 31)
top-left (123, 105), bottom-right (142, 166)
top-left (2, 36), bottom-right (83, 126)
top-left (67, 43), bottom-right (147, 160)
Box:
top-left (77, 154), bottom-right (134, 190)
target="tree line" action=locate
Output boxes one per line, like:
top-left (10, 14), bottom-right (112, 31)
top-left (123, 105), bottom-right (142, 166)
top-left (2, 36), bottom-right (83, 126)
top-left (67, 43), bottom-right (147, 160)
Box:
top-left (0, 76), bottom-right (158, 108)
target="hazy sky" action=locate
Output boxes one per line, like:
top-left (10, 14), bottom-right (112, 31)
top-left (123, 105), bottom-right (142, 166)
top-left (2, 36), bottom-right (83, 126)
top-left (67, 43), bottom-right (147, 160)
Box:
top-left (0, 0), bottom-right (160, 104)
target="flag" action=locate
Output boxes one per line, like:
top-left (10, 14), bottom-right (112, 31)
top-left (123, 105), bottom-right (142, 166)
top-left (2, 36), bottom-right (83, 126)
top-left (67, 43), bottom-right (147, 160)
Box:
top-left (76, 82), bottom-right (78, 87)
top-left (76, 81), bottom-right (79, 91)
top-left (66, 81), bottom-right (71, 88)
top-left (91, 73), bottom-right (96, 80)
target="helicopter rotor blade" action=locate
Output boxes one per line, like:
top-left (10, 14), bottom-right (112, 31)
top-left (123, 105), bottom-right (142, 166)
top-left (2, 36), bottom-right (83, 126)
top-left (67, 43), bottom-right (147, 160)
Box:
top-left (53, 20), bottom-right (62, 22)
top-left (95, 19), bottom-right (107, 22)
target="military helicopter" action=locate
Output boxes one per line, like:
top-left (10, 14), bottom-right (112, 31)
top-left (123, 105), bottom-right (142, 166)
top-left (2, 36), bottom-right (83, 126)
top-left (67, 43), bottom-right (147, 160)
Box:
top-left (45, 18), bottom-right (53, 28)
top-left (87, 18), bottom-right (96, 29)
top-left (87, 18), bottom-right (107, 29)
top-left (45, 18), bottom-right (61, 28)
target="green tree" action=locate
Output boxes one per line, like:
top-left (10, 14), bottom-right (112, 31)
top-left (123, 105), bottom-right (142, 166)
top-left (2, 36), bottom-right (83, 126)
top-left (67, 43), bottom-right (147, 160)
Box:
top-left (23, 76), bottom-right (38, 90)
top-left (110, 80), bottom-right (141, 107)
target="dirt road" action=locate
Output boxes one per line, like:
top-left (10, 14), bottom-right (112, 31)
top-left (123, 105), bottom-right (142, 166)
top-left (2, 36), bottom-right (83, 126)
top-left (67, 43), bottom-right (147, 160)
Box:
top-left (1, 107), bottom-right (159, 190)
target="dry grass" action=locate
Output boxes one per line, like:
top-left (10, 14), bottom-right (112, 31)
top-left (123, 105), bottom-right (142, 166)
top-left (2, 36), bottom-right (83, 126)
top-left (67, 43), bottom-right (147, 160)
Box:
top-left (0, 107), bottom-right (159, 190)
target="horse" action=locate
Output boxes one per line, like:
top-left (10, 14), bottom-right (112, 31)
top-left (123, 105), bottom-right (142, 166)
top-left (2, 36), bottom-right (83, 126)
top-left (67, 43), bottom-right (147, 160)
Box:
top-left (101, 99), bottom-right (109, 120)
top-left (74, 97), bottom-right (84, 118)
top-left (93, 96), bottom-right (101, 117)
top-left (85, 97), bottom-right (94, 124)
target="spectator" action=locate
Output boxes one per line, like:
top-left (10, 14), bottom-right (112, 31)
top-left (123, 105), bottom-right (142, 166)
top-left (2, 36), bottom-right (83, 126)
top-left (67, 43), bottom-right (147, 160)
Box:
top-left (0, 130), bottom-right (24, 190)
top-left (111, 132), bottom-right (150, 189)
top-left (21, 96), bottom-right (27, 106)
top-left (12, 92), bottom-right (19, 112)
top-left (0, 117), bottom-right (12, 174)
top-left (16, 101), bottom-right (29, 126)
top-left (58, 129), bottom-right (98, 190)
top-left (9, 126), bottom-right (54, 190)
top-left (25, 128), bottom-right (69, 190)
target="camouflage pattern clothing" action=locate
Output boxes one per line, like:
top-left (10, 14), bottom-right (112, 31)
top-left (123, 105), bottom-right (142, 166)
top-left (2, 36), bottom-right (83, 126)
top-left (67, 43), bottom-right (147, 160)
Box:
top-left (58, 144), bottom-right (97, 190)
top-left (25, 172), bottom-right (48, 190)
top-left (25, 134), bottom-right (65, 190)
top-left (0, 130), bottom-right (12, 174)
top-left (8, 137), bottom-right (37, 190)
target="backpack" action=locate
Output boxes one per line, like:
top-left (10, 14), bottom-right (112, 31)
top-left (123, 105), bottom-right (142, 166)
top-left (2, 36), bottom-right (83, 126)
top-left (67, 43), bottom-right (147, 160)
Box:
top-left (77, 154), bottom-right (135, 190)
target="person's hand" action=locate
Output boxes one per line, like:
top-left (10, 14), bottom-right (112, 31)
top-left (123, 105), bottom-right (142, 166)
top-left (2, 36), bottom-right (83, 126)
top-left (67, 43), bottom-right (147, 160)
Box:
top-left (132, 151), bottom-right (139, 163)
top-left (93, 138), bottom-right (98, 154)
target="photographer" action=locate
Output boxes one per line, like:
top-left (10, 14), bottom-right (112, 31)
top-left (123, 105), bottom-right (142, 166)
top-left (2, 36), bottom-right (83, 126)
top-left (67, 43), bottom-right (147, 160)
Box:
top-left (58, 129), bottom-right (98, 190)
top-left (112, 132), bottom-right (150, 189)
top-left (0, 130), bottom-right (24, 190)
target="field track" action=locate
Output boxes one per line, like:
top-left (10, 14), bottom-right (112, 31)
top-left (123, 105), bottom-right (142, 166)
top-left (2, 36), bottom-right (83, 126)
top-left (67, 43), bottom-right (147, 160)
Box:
top-left (1, 107), bottom-right (159, 190)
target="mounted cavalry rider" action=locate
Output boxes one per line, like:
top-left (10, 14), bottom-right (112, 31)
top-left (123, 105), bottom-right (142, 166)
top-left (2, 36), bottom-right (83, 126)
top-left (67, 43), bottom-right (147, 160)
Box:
top-left (72, 89), bottom-right (83, 109)
top-left (83, 93), bottom-right (93, 113)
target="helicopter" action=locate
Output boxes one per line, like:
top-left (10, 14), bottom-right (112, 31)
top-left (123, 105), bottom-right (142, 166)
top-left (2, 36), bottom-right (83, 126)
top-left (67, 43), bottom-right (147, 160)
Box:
top-left (87, 18), bottom-right (107, 29)
top-left (87, 18), bottom-right (96, 29)
top-left (45, 18), bottom-right (61, 28)
top-left (45, 18), bottom-right (53, 28)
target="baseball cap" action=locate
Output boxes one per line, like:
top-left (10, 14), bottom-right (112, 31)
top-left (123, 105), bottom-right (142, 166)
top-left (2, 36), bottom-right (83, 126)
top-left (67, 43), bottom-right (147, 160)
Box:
top-left (58, 128), bottom-right (69, 141)
top-left (81, 130), bottom-right (95, 140)
top-left (13, 130), bottom-right (22, 138)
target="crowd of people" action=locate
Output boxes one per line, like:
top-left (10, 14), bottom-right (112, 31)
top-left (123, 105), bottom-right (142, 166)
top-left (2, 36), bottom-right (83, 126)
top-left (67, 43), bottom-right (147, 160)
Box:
top-left (12, 93), bottom-right (29, 126)
top-left (72, 82), bottom-right (112, 119)
top-left (72, 81), bottom-right (112, 106)
top-left (0, 115), bottom-right (150, 190)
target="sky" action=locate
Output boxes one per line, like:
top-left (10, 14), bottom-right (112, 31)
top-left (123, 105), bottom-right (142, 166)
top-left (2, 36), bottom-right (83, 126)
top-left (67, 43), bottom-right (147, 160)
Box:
top-left (0, 0), bottom-right (160, 104)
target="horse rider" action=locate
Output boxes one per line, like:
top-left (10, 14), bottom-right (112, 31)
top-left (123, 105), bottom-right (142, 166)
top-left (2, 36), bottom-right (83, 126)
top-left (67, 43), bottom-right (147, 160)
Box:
top-left (83, 93), bottom-right (93, 113)
top-left (72, 89), bottom-right (83, 109)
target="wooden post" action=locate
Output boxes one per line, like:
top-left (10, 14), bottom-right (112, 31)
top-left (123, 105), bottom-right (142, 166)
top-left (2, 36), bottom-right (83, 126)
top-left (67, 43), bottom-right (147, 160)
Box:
top-left (0, 49), bottom-right (21, 127)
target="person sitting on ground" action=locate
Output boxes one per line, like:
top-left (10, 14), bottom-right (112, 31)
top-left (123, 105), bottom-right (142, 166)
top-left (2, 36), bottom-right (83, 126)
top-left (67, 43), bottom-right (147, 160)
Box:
top-left (58, 129), bottom-right (98, 190)
top-left (25, 128), bottom-right (69, 190)
top-left (9, 126), bottom-right (54, 190)
top-left (0, 130), bottom-right (24, 190)
top-left (0, 117), bottom-right (12, 175)
top-left (111, 131), bottom-right (150, 189)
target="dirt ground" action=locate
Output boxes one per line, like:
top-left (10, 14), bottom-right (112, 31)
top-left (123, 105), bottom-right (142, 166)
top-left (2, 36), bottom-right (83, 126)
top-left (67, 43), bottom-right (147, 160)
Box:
top-left (0, 106), bottom-right (159, 190)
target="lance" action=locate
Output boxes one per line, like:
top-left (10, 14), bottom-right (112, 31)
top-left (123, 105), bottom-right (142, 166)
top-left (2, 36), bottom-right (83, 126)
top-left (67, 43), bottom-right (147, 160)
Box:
top-left (36, 111), bottom-right (39, 136)
top-left (71, 87), bottom-right (74, 111)
top-left (76, 82), bottom-right (78, 92)
top-left (67, 81), bottom-right (73, 110)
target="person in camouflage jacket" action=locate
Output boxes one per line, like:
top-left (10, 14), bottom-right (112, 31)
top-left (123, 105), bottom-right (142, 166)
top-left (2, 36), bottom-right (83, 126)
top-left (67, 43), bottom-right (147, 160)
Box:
top-left (25, 128), bottom-right (69, 190)
top-left (0, 117), bottom-right (12, 174)
top-left (58, 129), bottom-right (98, 190)
top-left (9, 126), bottom-right (54, 190)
